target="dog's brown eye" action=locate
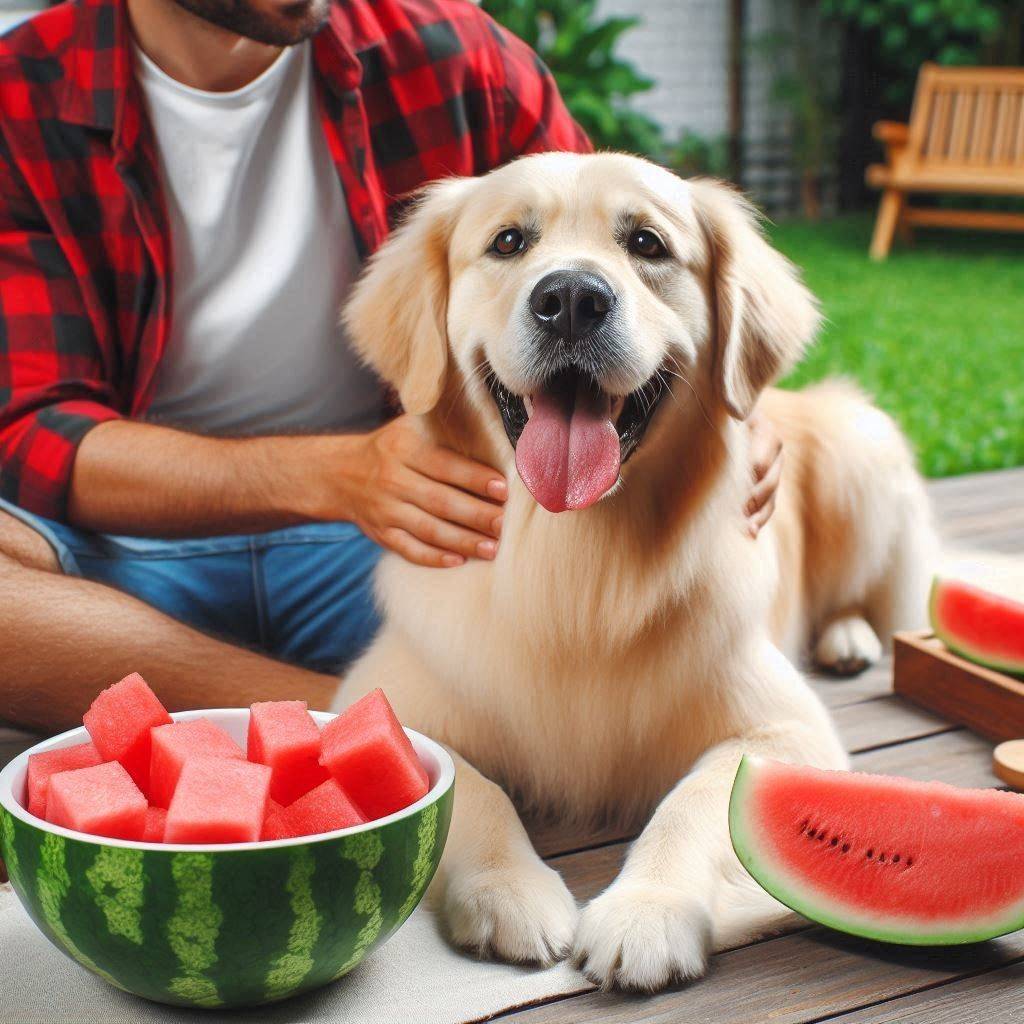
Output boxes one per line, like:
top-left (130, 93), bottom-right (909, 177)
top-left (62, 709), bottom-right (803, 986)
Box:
top-left (491, 228), bottom-right (525, 256)
top-left (628, 229), bottom-right (668, 259)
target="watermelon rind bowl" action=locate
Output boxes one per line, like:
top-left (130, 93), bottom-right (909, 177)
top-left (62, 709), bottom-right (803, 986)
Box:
top-left (0, 709), bottom-right (454, 1009)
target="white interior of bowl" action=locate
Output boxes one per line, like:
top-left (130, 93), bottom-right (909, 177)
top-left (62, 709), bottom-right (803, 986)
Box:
top-left (0, 708), bottom-right (455, 853)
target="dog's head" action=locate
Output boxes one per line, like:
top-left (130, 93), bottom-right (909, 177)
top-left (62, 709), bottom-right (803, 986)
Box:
top-left (345, 153), bottom-right (819, 513)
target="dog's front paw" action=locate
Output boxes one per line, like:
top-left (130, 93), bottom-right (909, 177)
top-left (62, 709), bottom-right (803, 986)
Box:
top-left (442, 858), bottom-right (578, 966)
top-left (573, 882), bottom-right (712, 992)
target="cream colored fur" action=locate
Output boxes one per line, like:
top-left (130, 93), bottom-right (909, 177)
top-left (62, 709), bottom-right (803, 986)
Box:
top-left (333, 153), bottom-right (937, 990)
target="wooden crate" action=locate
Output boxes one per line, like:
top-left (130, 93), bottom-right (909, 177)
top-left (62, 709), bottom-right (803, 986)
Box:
top-left (893, 629), bottom-right (1024, 742)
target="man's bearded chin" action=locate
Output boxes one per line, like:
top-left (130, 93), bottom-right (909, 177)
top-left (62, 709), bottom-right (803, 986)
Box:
top-left (171, 0), bottom-right (332, 46)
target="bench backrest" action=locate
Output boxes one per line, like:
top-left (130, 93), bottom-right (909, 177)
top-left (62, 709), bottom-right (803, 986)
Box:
top-left (908, 64), bottom-right (1024, 172)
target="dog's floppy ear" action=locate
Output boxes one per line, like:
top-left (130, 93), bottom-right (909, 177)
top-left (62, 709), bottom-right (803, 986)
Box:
top-left (343, 176), bottom-right (470, 415)
top-left (690, 179), bottom-right (821, 420)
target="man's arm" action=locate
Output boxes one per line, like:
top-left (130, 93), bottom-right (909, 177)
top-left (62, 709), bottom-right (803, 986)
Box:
top-left (69, 417), bottom-right (506, 566)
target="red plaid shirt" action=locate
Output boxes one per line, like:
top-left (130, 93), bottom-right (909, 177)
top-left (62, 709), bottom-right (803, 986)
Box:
top-left (0, 0), bottom-right (589, 521)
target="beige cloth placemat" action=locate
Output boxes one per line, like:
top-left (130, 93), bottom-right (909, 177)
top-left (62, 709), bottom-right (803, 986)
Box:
top-left (0, 883), bottom-right (589, 1024)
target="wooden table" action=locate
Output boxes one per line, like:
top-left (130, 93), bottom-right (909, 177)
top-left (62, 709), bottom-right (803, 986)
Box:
top-left (2, 468), bottom-right (1022, 1024)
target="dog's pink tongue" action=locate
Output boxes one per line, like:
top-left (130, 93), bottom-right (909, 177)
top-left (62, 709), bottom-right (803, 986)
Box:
top-left (515, 381), bottom-right (620, 513)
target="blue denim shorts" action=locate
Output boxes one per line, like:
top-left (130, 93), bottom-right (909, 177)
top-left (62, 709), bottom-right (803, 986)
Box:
top-left (0, 498), bottom-right (382, 674)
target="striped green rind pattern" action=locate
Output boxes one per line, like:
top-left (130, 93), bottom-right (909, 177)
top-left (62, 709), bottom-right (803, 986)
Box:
top-left (0, 785), bottom-right (452, 1009)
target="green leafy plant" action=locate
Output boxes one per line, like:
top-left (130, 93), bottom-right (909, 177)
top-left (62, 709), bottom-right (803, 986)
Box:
top-left (663, 130), bottom-right (732, 178)
top-left (821, 0), bottom-right (1023, 104)
top-left (481, 0), bottom-right (664, 155)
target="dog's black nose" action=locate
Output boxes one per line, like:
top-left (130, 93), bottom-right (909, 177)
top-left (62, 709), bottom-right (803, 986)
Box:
top-left (529, 270), bottom-right (616, 343)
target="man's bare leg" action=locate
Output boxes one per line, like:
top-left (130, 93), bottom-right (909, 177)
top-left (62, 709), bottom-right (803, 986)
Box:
top-left (0, 511), bottom-right (339, 733)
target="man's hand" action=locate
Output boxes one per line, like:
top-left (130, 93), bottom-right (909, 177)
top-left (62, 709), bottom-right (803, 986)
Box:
top-left (331, 416), bottom-right (506, 569)
top-left (746, 411), bottom-right (783, 537)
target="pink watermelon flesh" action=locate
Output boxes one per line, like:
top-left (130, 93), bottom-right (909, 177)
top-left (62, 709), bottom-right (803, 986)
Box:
top-left (165, 756), bottom-right (271, 844)
top-left (281, 778), bottom-right (365, 838)
top-left (247, 700), bottom-right (330, 805)
top-left (320, 689), bottom-right (429, 820)
top-left (26, 741), bottom-right (102, 819)
top-left (261, 799), bottom-right (290, 841)
top-left (930, 576), bottom-right (1024, 676)
top-left (83, 673), bottom-right (172, 794)
top-left (730, 756), bottom-right (1024, 945)
top-left (45, 761), bottom-right (147, 841)
top-left (143, 805), bottom-right (167, 843)
top-left (150, 718), bottom-right (244, 808)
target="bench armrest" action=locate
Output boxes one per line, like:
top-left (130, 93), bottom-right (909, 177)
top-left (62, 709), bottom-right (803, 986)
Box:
top-left (873, 121), bottom-right (909, 144)
top-left (872, 120), bottom-right (910, 169)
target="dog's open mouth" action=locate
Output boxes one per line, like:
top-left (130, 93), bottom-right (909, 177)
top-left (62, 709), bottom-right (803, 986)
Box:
top-left (487, 366), bottom-right (666, 513)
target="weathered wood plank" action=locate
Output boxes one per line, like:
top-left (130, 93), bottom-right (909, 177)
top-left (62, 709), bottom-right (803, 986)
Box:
top-left (502, 930), bottom-right (1024, 1024)
top-left (832, 694), bottom-right (951, 751)
top-left (810, 660), bottom-right (894, 710)
top-left (817, 960), bottom-right (1024, 1023)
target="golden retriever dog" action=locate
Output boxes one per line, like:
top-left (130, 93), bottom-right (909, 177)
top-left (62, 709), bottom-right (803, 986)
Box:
top-left (332, 152), bottom-right (937, 991)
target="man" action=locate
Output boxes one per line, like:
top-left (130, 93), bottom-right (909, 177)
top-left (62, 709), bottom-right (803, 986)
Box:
top-left (0, 0), bottom-right (781, 732)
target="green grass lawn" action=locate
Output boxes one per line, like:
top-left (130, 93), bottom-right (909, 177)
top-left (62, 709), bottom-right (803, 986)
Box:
top-left (768, 214), bottom-right (1024, 478)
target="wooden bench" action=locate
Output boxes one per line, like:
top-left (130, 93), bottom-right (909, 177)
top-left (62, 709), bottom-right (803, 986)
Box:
top-left (866, 63), bottom-right (1024, 259)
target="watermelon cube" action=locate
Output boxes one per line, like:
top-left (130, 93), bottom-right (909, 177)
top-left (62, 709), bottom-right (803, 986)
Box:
top-left (45, 761), bottom-right (147, 841)
top-left (26, 741), bottom-right (102, 819)
top-left (247, 700), bottom-right (330, 805)
top-left (150, 719), bottom-right (244, 808)
top-left (165, 757), bottom-right (271, 844)
top-left (282, 778), bottom-right (365, 837)
top-left (319, 689), bottom-right (429, 820)
top-left (83, 673), bottom-right (171, 794)
top-left (143, 806), bottom-right (167, 843)
top-left (261, 799), bottom-right (290, 841)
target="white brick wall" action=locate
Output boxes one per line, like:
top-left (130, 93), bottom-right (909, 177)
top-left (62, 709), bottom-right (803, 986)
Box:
top-left (596, 0), bottom-right (730, 139)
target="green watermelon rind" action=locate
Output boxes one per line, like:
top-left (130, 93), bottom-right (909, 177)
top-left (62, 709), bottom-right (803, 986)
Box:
top-left (728, 755), bottom-right (1024, 947)
top-left (929, 577), bottom-right (1024, 678)
top-left (0, 774), bottom-right (453, 1009)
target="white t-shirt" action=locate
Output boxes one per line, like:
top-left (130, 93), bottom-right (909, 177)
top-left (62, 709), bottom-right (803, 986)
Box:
top-left (136, 41), bottom-right (383, 436)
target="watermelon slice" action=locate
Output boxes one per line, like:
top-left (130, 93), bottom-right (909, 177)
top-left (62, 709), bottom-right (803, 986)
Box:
top-left (730, 755), bottom-right (1024, 945)
top-left (143, 805), bottom-right (167, 843)
top-left (165, 757), bottom-right (271, 844)
top-left (149, 719), bottom-right (244, 808)
top-left (25, 741), bottom-right (102, 819)
top-left (247, 700), bottom-right (330, 805)
top-left (320, 689), bottom-right (429, 820)
top-left (930, 576), bottom-right (1024, 676)
top-left (83, 673), bottom-right (172, 793)
top-left (261, 798), bottom-right (289, 841)
top-left (279, 779), bottom-right (365, 838)
top-left (45, 761), bottom-right (147, 841)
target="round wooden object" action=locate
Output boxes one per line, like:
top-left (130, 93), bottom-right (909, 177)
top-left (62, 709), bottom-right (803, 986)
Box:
top-left (993, 739), bottom-right (1024, 791)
